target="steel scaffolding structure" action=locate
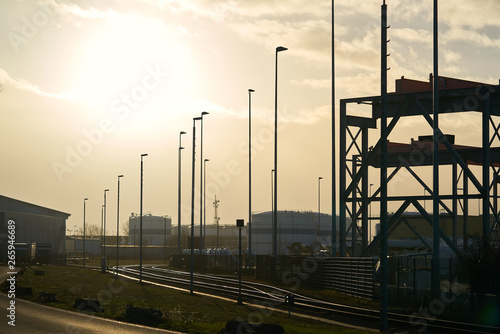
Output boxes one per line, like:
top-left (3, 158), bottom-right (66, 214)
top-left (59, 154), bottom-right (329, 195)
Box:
top-left (339, 75), bottom-right (500, 259)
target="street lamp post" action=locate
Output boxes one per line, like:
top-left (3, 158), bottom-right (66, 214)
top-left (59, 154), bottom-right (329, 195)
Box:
top-left (273, 46), bottom-right (287, 258)
top-left (103, 189), bottom-right (109, 257)
top-left (248, 88), bottom-right (255, 266)
top-left (100, 204), bottom-right (104, 272)
top-left (237, 219), bottom-right (244, 305)
top-left (83, 198), bottom-right (88, 267)
top-left (190, 117), bottom-right (202, 294)
top-left (271, 169), bottom-right (275, 255)
top-left (116, 174), bottom-right (123, 277)
top-left (178, 131), bottom-right (186, 254)
top-left (100, 204), bottom-right (104, 257)
top-left (140, 153), bottom-right (148, 284)
top-left (204, 158), bottom-right (209, 249)
top-left (370, 183), bottom-right (374, 241)
top-left (318, 177), bottom-right (323, 243)
top-left (200, 111), bottom-right (209, 252)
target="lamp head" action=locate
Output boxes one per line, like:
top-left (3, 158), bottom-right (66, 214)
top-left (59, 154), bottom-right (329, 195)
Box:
top-left (204, 159), bottom-right (210, 162)
top-left (118, 175), bottom-right (124, 178)
top-left (249, 89), bottom-right (255, 93)
top-left (319, 177), bottom-right (323, 180)
top-left (201, 111), bottom-right (209, 116)
top-left (276, 46), bottom-right (288, 52)
top-left (141, 153), bottom-right (148, 157)
top-left (84, 198), bottom-right (88, 201)
top-left (179, 146), bottom-right (185, 150)
top-left (180, 131), bottom-right (186, 135)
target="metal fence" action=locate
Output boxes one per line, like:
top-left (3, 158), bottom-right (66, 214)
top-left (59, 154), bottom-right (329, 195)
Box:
top-left (256, 255), bottom-right (376, 299)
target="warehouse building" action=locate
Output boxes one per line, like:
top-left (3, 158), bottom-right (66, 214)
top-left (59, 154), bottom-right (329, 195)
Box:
top-left (0, 195), bottom-right (70, 262)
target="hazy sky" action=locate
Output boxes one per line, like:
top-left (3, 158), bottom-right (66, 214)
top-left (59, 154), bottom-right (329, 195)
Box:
top-left (1, 0), bottom-right (499, 235)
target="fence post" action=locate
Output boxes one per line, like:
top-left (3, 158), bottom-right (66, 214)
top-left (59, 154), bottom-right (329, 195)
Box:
top-left (413, 257), bottom-right (417, 304)
top-left (449, 258), bottom-right (452, 311)
top-left (397, 257), bottom-right (400, 300)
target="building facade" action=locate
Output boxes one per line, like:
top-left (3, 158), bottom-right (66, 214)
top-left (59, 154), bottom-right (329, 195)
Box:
top-left (128, 213), bottom-right (171, 246)
top-left (250, 210), bottom-right (337, 255)
top-left (0, 195), bottom-right (70, 262)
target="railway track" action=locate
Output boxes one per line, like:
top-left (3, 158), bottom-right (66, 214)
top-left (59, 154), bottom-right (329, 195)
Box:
top-left (111, 265), bottom-right (500, 334)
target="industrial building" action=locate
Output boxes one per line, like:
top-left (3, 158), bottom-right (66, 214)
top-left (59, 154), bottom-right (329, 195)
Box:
top-left (0, 195), bottom-right (70, 262)
top-left (128, 213), bottom-right (171, 246)
top-left (340, 75), bottom-right (500, 258)
top-left (250, 210), bottom-right (338, 255)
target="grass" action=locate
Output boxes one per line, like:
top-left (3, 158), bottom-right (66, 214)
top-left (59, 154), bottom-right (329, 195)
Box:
top-left (4, 265), bottom-right (376, 333)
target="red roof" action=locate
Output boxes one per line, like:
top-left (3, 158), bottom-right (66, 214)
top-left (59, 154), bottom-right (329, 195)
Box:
top-left (394, 74), bottom-right (487, 94)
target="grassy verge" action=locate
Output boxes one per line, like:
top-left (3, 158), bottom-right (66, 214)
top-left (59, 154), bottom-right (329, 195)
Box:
top-left (3, 265), bottom-right (375, 334)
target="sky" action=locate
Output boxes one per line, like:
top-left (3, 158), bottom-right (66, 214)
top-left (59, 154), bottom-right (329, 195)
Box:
top-left (1, 0), bottom-right (500, 236)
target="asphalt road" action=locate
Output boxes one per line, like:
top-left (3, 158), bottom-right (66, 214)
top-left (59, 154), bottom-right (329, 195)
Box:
top-left (0, 267), bottom-right (181, 334)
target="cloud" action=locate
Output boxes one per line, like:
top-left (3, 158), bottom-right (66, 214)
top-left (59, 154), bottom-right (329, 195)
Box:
top-left (443, 28), bottom-right (500, 48)
top-left (291, 79), bottom-right (331, 89)
top-left (0, 68), bottom-right (74, 100)
top-left (440, 0), bottom-right (500, 29)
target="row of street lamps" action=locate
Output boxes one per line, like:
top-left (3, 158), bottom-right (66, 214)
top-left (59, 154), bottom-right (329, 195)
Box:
top-left (81, 46), bottom-right (292, 297)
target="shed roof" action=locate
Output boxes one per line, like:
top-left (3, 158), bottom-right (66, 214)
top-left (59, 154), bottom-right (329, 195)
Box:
top-left (0, 195), bottom-right (71, 219)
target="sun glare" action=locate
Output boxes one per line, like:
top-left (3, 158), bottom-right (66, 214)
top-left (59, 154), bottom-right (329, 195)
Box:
top-left (70, 13), bottom-right (193, 117)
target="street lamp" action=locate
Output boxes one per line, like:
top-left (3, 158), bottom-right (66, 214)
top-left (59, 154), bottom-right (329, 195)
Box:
top-left (178, 131), bottom-right (186, 253)
top-left (370, 183), bottom-right (374, 241)
top-left (203, 158), bottom-right (209, 249)
top-left (248, 88), bottom-right (255, 266)
top-left (191, 117), bottom-right (202, 294)
top-left (100, 204), bottom-right (104, 257)
top-left (200, 111), bottom-right (209, 252)
top-left (271, 169), bottom-right (275, 255)
top-left (103, 189), bottom-right (109, 271)
top-left (236, 219), bottom-right (245, 305)
top-left (140, 153), bottom-right (148, 284)
top-left (274, 45), bottom-right (287, 258)
top-left (83, 198), bottom-right (88, 268)
top-left (318, 177), bottom-right (323, 243)
top-left (116, 174), bottom-right (124, 277)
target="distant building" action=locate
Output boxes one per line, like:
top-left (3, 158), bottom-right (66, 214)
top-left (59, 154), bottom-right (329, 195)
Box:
top-left (128, 213), bottom-right (171, 246)
top-left (250, 210), bottom-right (338, 255)
top-left (0, 195), bottom-right (70, 262)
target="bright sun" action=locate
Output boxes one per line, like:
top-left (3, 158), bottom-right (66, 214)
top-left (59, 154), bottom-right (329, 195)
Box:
top-left (70, 13), bottom-right (193, 117)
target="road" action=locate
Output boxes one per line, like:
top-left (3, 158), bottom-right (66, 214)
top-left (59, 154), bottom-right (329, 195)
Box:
top-left (0, 266), bottom-right (181, 334)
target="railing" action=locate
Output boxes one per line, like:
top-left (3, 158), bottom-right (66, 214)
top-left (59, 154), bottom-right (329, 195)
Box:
top-left (256, 255), bottom-right (376, 299)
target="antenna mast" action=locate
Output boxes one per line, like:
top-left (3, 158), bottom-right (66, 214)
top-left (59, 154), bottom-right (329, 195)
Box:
top-left (214, 196), bottom-right (220, 248)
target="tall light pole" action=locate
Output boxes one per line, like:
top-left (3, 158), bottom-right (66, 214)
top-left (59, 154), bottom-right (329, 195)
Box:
top-left (83, 198), bottom-right (88, 267)
top-left (237, 219), bottom-right (244, 305)
top-left (100, 204), bottom-right (104, 272)
top-left (271, 169), bottom-right (275, 255)
top-left (103, 189), bottom-right (109, 267)
top-left (178, 131), bottom-right (186, 254)
top-left (200, 111), bottom-right (209, 252)
top-left (248, 88), bottom-right (255, 266)
top-left (116, 174), bottom-right (124, 277)
top-left (203, 158), bottom-right (209, 249)
top-left (140, 153), bottom-right (148, 284)
top-left (370, 183), bottom-right (374, 241)
top-left (191, 116), bottom-right (202, 294)
top-left (318, 177), bottom-right (323, 243)
top-left (274, 46), bottom-right (287, 258)
top-left (100, 204), bottom-right (104, 257)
